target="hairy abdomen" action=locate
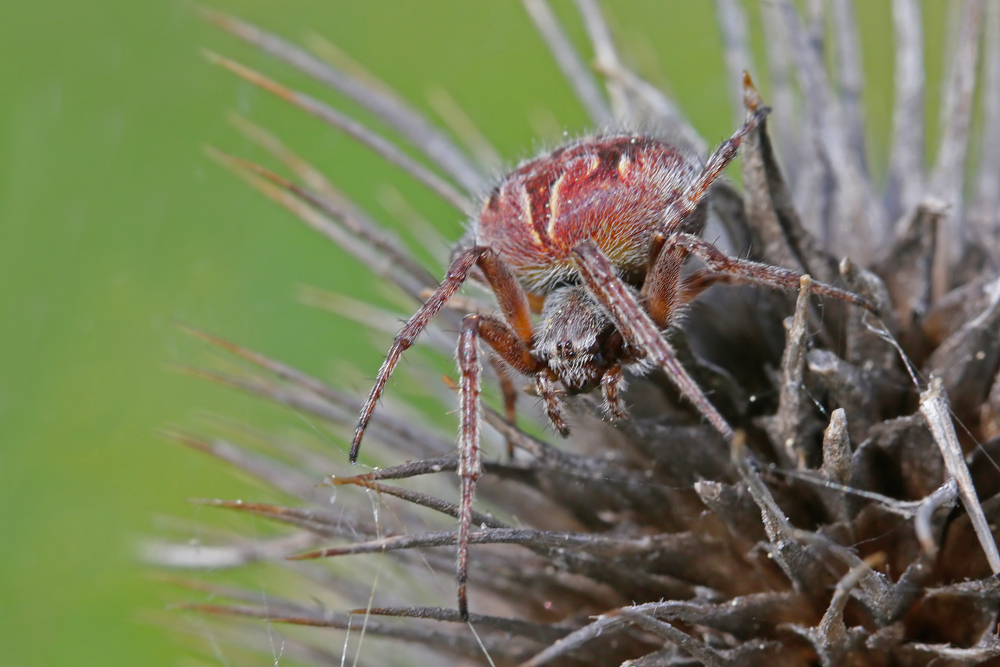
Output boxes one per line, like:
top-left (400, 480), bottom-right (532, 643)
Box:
top-left (475, 135), bottom-right (700, 292)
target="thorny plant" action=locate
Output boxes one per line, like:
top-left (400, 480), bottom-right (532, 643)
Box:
top-left (152, 1), bottom-right (1000, 666)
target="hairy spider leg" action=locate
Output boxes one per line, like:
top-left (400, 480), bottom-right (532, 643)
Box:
top-left (572, 240), bottom-right (735, 441)
top-left (675, 268), bottom-right (743, 308)
top-left (351, 247), bottom-right (542, 463)
top-left (638, 104), bottom-right (775, 327)
top-left (640, 103), bottom-right (873, 317)
top-left (601, 363), bottom-right (628, 420)
top-left (668, 233), bottom-right (876, 311)
top-left (488, 357), bottom-right (519, 457)
top-left (535, 372), bottom-right (569, 435)
top-left (477, 250), bottom-right (537, 454)
top-left (351, 242), bottom-right (544, 618)
top-left (350, 246), bottom-right (488, 462)
top-left (641, 230), bottom-right (687, 327)
top-left (642, 231), bottom-right (874, 330)
top-left (660, 105), bottom-right (770, 237)
top-left (454, 312), bottom-right (549, 619)
top-left (471, 313), bottom-right (543, 380)
top-left (477, 251), bottom-right (534, 344)
top-left (455, 315), bottom-right (482, 621)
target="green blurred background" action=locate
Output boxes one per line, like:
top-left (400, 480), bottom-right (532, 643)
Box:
top-left (0, 1), bottom-right (940, 664)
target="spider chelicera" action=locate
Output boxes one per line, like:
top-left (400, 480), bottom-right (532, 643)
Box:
top-left (348, 101), bottom-right (870, 619)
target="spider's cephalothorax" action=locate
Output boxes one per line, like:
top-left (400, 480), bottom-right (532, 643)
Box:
top-left (349, 109), bottom-right (871, 619)
top-left (534, 283), bottom-right (634, 396)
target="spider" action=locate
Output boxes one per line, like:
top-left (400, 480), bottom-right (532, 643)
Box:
top-left (348, 103), bottom-right (870, 619)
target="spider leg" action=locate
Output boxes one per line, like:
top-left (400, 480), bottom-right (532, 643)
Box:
top-left (675, 268), bottom-right (743, 305)
top-left (455, 314), bottom-right (483, 620)
top-left (476, 311), bottom-right (543, 455)
top-left (601, 363), bottom-right (628, 421)
top-left (572, 240), bottom-right (734, 441)
top-left (453, 312), bottom-right (544, 618)
top-left (641, 231), bottom-right (687, 327)
top-left (476, 255), bottom-right (572, 445)
top-left (352, 247), bottom-right (541, 462)
top-left (351, 246), bottom-right (488, 462)
top-left (660, 106), bottom-right (769, 236)
top-left (535, 372), bottom-right (569, 436)
top-left (640, 107), bottom-right (772, 326)
top-left (670, 233), bottom-right (875, 310)
top-left (476, 252), bottom-right (539, 454)
top-left (642, 233), bottom-right (749, 326)
top-left (463, 311), bottom-right (572, 439)
top-left (478, 251), bottom-right (535, 345)
top-left (488, 357), bottom-right (519, 458)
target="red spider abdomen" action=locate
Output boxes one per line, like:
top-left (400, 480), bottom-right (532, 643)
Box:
top-left (475, 135), bottom-right (699, 292)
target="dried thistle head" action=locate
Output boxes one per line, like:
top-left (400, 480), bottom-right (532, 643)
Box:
top-left (153, 2), bottom-right (1000, 665)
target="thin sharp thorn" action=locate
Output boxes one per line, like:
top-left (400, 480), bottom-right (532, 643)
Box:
top-left (202, 9), bottom-right (487, 192)
top-left (522, 0), bottom-right (613, 126)
top-left (715, 0), bottom-right (755, 126)
top-left (204, 51), bottom-right (474, 215)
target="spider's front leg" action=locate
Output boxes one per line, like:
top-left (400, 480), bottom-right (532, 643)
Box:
top-left (455, 315), bottom-right (483, 621)
top-left (572, 240), bottom-right (735, 441)
top-left (352, 248), bottom-right (541, 463)
top-left (452, 311), bottom-right (549, 619)
top-left (351, 246), bottom-right (490, 462)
